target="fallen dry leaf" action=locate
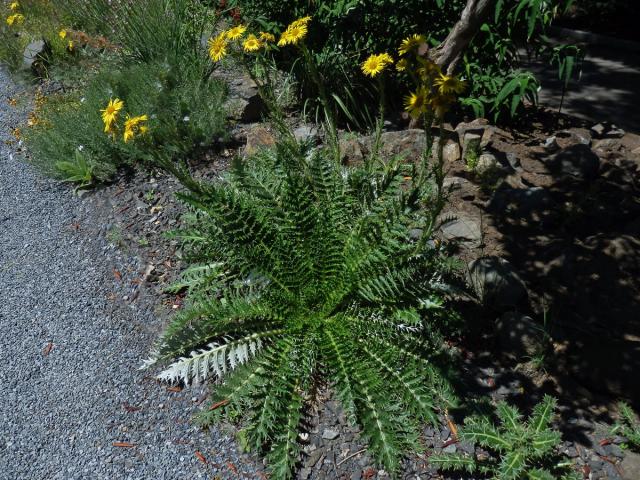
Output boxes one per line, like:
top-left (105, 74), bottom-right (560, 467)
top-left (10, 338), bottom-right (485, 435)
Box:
top-left (195, 451), bottom-right (207, 464)
top-left (112, 441), bottom-right (136, 448)
top-left (113, 268), bottom-right (122, 281)
top-left (42, 342), bottom-right (54, 356)
top-left (226, 462), bottom-right (238, 475)
top-left (122, 403), bottom-right (141, 413)
top-left (209, 399), bottom-right (229, 411)
top-left (167, 386), bottom-right (182, 393)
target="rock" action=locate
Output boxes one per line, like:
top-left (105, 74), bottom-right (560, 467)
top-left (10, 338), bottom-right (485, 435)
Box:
top-left (350, 471), bottom-right (362, 480)
top-left (443, 141), bottom-right (461, 163)
top-left (293, 124), bottom-right (319, 144)
top-left (442, 444), bottom-right (457, 453)
top-left (489, 185), bottom-right (554, 215)
top-left (558, 128), bottom-right (592, 147)
top-left (506, 152), bottom-right (521, 170)
top-left (595, 138), bottom-right (623, 151)
top-left (441, 213), bottom-right (482, 244)
top-left (462, 132), bottom-right (482, 160)
top-left (225, 76), bottom-right (266, 123)
top-left (622, 450), bottom-right (640, 480)
top-left (244, 125), bottom-right (276, 156)
top-left (23, 40), bottom-right (48, 76)
top-left (443, 176), bottom-right (473, 192)
top-left (546, 144), bottom-right (600, 180)
top-left (591, 123), bottom-right (606, 138)
top-left (476, 153), bottom-right (499, 175)
top-left (322, 429), bottom-right (340, 440)
top-left (605, 125), bottom-right (625, 138)
top-left (339, 136), bottom-right (365, 165)
top-left (377, 129), bottom-right (427, 161)
top-left (543, 136), bottom-right (560, 152)
top-left (496, 312), bottom-right (545, 358)
top-left (467, 256), bottom-right (528, 309)
top-left (299, 467), bottom-right (312, 479)
top-left (305, 449), bottom-right (323, 467)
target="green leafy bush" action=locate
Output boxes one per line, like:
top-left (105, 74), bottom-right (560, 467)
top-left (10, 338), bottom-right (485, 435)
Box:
top-left (145, 134), bottom-right (460, 477)
top-left (612, 402), bottom-right (640, 450)
top-left (25, 60), bottom-right (227, 182)
top-left (431, 396), bottom-right (579, 480)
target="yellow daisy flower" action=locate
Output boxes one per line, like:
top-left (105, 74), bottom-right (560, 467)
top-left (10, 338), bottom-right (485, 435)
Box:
top-left (404, 87), bottom-right (429, 119)
top-left (59, 29), bottom-right (67, 39)
top-left (123, 114), bottom-right (148, 143)
top-left (207, 33), bottom-right (227, 62)
top-left (67, 40), bottom-right (74, 51)
top-left (434, 73), bottom-right (466, 95)
top-left (398, 34), bottom-right (426, 56)
top-left (277, 20), bottom-right (308, 46)
top-left (361, 53), bottom-right (393, 77)
top-left (6, 13), bottom-right (24, 26)
top-left (100, 98), bottom-right (124, 133)
top-left (291, 16), bottom-right (312, 28)
top-left (396, 58), bottom-right (409, 72)
top-left (226, 24), bottom-right (247, 40)
top-left (10, 2), bottom-right (19, 11)
top-left (259, 31), bottom-right (275, 43)
top-left (243, 34), bottom-right (262, 52)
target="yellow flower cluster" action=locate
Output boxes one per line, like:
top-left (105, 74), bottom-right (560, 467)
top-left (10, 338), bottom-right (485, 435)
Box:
top-left (401, 34), bottom-right (466, 119)
top-left (277, 16), bottom-right (310, 47)
top-left (206, 17), bottom-right (310, 63)
top-left (123, 114), bottom-right (148, 143)
top-left (6, 1), bottom-right (23, 25)
top-left (100, 98), bottom-right (148, 143)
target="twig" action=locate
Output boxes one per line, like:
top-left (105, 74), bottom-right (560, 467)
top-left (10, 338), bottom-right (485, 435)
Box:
top-left (336, 448), bottom-right (367, 466)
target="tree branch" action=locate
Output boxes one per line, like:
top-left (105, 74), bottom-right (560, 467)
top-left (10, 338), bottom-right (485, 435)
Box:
top-left (430, 0), bottom-right (496, 74)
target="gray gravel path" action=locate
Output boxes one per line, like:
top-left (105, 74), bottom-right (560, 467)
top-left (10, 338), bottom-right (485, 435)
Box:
top-left (0, 68), bottom-right (261, 479)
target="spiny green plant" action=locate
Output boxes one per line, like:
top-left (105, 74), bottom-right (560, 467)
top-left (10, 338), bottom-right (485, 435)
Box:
top-left (612, 402), bottom-right (640, 450)
top-left (430, 395), bottom-right (580, 480)
top-left (144, 136), bottom-right (459, 478)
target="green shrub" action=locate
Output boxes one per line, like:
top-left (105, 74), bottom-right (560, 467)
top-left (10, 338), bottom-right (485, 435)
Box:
top-left (431, 396), bottom-right (580, 480)
top-left (230, 0), bottom-right (574, 124)
top-left (144, 132), bottom-right (460, 477)
top-left (612, 402), bottom-right (640, 450)
top-left (25, 60), bottom-right (227, 182)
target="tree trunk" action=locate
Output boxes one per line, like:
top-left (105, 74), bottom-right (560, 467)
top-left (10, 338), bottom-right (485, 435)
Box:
top-left (430, 0), bottom-right (496, 74)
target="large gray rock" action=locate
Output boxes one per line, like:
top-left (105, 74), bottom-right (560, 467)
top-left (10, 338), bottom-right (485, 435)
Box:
top-left (441, 213), bottom-right (482, 244)
top-left (546, 144), bottom-right (600, 180)
top-left (225, 76), bottom-right (266, 123)
top-left (496, 312), bottom-right (544, 359)
top-left (467, 256), bottom-right (528, 309)
top-left (621, 450), bottom-right (640, 480)
top-left (23, 40), bottom-right (48, 76)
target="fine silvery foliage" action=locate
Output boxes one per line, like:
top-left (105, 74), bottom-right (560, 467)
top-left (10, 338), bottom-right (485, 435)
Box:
top-left (430, 395), bottom-right (580, 480)
top-left (612, 402), bottom-right (640, 450)
top-left (144, 138), bottom-right (458, 478)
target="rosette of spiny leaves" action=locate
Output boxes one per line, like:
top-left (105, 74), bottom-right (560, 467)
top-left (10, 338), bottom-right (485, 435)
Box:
top-left (430, 395), bottom-right (580, 480)
top-left (611, 402), bottom-right (640, 450)
top-left (144, 138), bottom-right (458, 478)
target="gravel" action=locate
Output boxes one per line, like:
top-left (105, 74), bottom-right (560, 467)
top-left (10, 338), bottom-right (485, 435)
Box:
top-left (0, 68), bottom-right (262, 479)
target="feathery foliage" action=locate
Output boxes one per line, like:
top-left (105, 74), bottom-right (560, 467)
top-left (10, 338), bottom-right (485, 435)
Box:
top-left (144, 134), bottom-right (459, 478)
top-left (430, 396), bottom-right (580, 480)
top-left (612, 402), bottom-right (640, 450)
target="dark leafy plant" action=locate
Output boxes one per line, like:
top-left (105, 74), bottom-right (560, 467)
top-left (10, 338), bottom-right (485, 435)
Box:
top-left (230, 0), bottom-right (575, 124)
top-left (612, 402), bottom-right (640, 451)
top-left (144, 135), bottom-right (460, 478)
top-left (430, 395), bottom-right (580, 480)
